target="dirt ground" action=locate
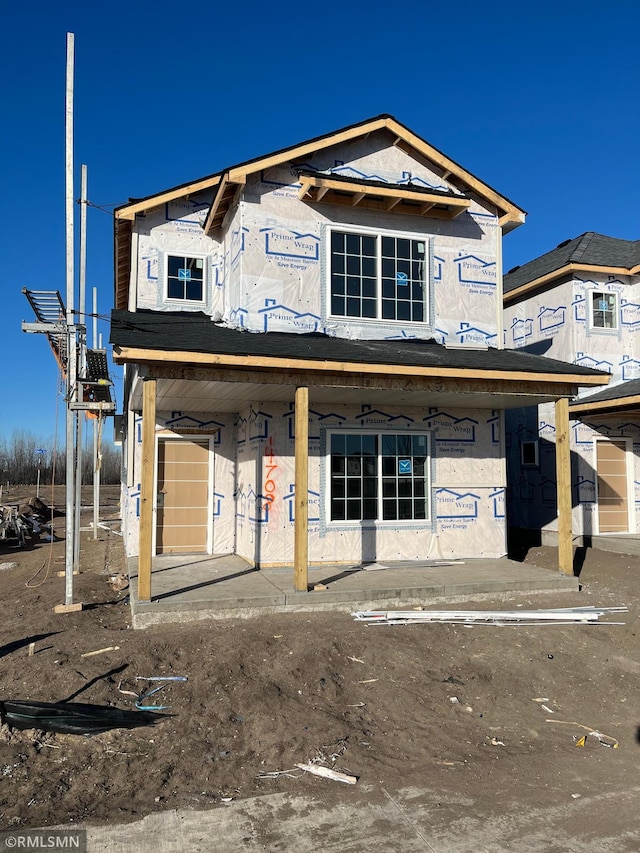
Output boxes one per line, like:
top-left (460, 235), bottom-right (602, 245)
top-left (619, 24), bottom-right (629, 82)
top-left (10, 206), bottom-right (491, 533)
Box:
top-left (0, 485), bottom-right (638, 835)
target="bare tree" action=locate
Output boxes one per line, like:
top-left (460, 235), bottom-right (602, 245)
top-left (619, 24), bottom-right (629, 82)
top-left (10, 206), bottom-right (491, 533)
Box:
top-left (0, 429), bottom-right (121, 486)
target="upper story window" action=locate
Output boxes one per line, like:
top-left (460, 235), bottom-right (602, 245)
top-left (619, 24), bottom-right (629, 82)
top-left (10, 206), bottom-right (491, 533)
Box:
top-left (166, 255), bottom-right (205, 302)
top-left (329, 227), bottom-right (429, 323)
top-left (590, 291), bottom-right (618, 330)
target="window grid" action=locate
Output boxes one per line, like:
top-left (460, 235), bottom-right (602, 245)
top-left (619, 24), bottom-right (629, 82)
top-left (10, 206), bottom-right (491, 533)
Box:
top-left (591, 291), bottom-right (617, 329)
top-left (167, 255), bottom-right (204, 302)
top-left (330, 229), bottom-right (427, 323)
top-left (330, 432), bottom-right (429, 523)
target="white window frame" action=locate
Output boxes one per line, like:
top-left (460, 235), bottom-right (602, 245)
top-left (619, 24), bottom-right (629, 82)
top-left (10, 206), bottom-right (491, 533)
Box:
top-left (326, 429), bottom-right (432, 525)
top-left (588, 289), bottom-right (619, 332)
top-left (326, 223), bottom-right (431, 325)
top-left (164, 252), bottom-right (207, 305)
top-left (520, 440), bottom-right (539, 467)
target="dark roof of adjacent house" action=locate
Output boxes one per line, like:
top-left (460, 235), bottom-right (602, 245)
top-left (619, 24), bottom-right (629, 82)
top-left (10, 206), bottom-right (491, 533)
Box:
top-left (110, 309), bottom-right (607, 379)
top-left (570, 378), bottom-right (640, 408)
top-left (504, 232), bottom-right (640, 294)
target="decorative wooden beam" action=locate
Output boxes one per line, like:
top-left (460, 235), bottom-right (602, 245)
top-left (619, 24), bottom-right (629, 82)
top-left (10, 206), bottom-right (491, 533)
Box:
top-left (555, 397), bottom-right (573, 576)
top-left (294, 386), bottom-right (309, 592)
top-left (138, 378), bottom-right (156, 601)
top-left (297, 180), bottom-right (312, 200)
top-left (351, 192), bottom-right (366, 206)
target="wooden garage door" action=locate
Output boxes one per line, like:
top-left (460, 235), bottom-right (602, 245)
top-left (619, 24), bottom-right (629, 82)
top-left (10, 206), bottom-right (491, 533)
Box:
top-left (596, 440), bottom-right (628, 534)
top-left (156, 439), bottom-right (210, 554)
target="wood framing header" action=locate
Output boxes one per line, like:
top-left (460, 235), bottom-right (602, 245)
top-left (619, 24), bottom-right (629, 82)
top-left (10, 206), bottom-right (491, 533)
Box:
top-left (112, 344), bottom-right (608, 388)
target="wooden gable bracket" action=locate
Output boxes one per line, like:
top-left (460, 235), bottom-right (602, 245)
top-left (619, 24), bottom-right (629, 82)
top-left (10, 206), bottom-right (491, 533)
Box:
top-left (204, 173), bottom-right (246, 235)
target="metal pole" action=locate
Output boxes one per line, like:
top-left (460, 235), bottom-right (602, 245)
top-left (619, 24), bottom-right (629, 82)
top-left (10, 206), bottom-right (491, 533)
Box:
top-left (74, 164), bottom-right (87, 562)
top-left (63, 31), bottom-right (77, 608)
top-left (92, 287), bottom-right (100, 539)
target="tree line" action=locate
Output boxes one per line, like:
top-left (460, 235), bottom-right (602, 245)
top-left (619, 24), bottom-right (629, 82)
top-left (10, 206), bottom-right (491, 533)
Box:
top-left (0, 430), bottom-right (121, 486)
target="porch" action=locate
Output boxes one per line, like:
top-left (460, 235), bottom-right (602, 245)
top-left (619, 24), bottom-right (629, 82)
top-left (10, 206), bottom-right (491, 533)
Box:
top-left (128, 553), bottom-right (579, 629)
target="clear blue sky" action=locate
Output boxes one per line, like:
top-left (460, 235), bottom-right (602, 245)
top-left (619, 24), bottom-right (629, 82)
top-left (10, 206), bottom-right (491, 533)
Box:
top-left (2, 0), bottom-right (638, 441)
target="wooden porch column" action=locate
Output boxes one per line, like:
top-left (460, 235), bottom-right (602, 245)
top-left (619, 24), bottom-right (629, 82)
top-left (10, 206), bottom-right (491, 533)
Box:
top-left (555, 396), bottom-right (573, 576)
top-left (294, 386), bottom-right (309, 592)
top-left (138, 378), bottom-right (157, 601)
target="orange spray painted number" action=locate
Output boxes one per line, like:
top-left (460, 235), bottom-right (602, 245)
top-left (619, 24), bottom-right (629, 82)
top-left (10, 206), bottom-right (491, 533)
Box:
top-left (262, 438), bottom-right (277, 518)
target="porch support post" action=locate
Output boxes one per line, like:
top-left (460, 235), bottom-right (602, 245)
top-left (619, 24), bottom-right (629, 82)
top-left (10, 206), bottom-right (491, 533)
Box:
top-left (555, 396), bottom-right (573, 576)
top-left (294, 386), bottom-right (309, 592)
top-left (138, 378), bottom-right (156, 601)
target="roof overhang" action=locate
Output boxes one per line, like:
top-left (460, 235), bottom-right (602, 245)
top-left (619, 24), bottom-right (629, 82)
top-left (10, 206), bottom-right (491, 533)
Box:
top-left (570, 394), bottom-right (640, 417)
top-left (115, 344), bottom-right (607, 414)
top-left (505, 262), bottom-right (637, 305)
top-left (115, 115), bottom-right (526, 228)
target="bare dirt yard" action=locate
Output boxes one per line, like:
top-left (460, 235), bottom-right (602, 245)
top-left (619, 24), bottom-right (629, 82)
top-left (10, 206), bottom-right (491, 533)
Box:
top-left (0, 485), bottom-right (638, 843)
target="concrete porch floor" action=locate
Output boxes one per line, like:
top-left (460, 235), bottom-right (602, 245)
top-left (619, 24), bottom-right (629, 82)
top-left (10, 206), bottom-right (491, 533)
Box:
top-left (128, 553), bottom-right (580, 628)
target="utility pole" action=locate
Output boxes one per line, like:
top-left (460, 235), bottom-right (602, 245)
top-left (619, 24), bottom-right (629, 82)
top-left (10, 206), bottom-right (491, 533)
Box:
top-left (92, 287), bottom-right (101, 539)
top-left (56, 31), bottom-right (82, 613)
top-left (74, 163), bottom-right (88, 564)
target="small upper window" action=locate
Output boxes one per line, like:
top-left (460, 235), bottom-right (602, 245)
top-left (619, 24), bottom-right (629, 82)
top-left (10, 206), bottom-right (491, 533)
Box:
top-left (520, 440), bottom-right (539, 467)
top-left (590, 291), bottom-right (618, 330)
top-left (329, 228), bottom-right (428, 323)
top-left (167, 255), bottom-right (204, 302)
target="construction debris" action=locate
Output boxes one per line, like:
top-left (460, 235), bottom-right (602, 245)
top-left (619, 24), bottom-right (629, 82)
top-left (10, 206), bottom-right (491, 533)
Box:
top-left (133, 676), bottom-right (188, 711)
top-left (80, 646), bottom-right (120, 658)
top-left (294, 763), bottom-right (358, 785)
top-left (352, 606), bottom-right (628, 626)
top-left (546, 719), bottom-right (619, 748)
top-left (0, 700), bottom-right (164, 736)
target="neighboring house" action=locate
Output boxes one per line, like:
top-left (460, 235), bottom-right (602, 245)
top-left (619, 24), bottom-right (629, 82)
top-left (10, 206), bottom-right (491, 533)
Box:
top-left (503, 232), bottom-right (640, 537)
top-left (110, 115), bottom-right (608, 599)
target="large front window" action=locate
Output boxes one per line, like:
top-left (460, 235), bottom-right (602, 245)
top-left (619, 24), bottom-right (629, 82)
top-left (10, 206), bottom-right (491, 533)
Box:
top-left (329, 431), bottom-right (430, 522)
top-left (329, 229), bottom-right (428, 322)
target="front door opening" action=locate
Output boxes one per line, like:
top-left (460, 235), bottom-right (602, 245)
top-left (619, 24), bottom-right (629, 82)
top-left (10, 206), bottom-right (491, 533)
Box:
top-left (156, 438), bottom-right (210, 554)
top-left (596, 439), bottom-right (629, 534)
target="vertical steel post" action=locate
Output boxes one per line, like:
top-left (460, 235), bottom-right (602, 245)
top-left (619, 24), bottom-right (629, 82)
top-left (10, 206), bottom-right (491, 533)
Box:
top-left (92, 287), bottom-right (100, 539)
top-left (64, 31), bottom-right (76, 606)
top-left (74, 164), bottom-right (87, 565)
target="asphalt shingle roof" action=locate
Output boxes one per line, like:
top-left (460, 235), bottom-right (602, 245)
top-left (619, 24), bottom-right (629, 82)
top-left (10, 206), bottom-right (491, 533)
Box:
top-left (504, 232), bottom-right (640, 294)
top-left (571, 378), bottom-right (640, 408)
top-left (110, 310), bottom-right (607, 379)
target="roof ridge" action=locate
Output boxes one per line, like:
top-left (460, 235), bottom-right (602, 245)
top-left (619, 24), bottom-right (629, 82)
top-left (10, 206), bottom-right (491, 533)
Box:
top-left (570, 232), bottom-right (596, 263)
